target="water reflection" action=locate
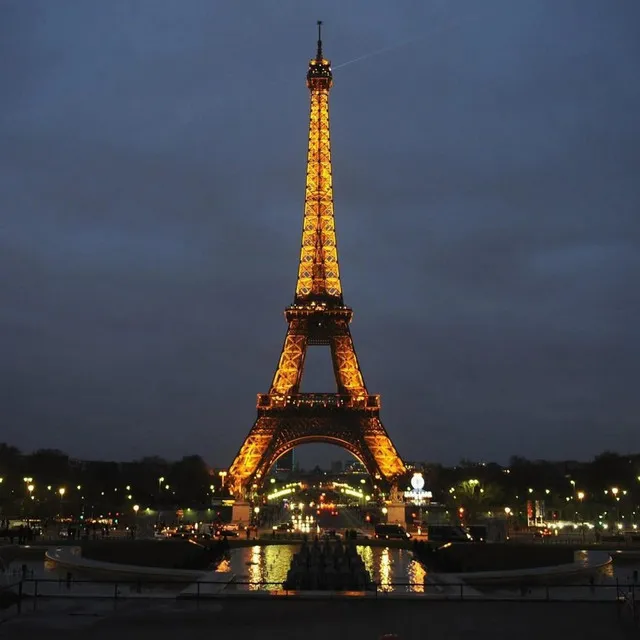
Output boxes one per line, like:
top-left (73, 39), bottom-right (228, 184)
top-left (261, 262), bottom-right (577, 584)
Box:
top-left (230, 544), bottom-right (295, 590)
top-left (216, 557), bottom-right (232, 573)
top-left (379, 547), bottom-right (392, 592)
top-left (357, 545), bottom-right (426, 593)
top-left (407, 557), bottom-right (426, 593)
top-left (248, 545), bottom-right (262, 589)
top-left (358, 545), bottom-right (374, 578)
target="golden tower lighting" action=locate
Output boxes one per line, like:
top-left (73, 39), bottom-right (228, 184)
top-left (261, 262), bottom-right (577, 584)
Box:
top-left (227, 22), bottom-right (405, 499)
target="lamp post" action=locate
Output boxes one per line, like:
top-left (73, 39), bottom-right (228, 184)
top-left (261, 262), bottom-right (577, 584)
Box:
top-left (504, 506), bottom-right (512, 538)
top-left (58, 487), bottom-right (66, 519)
top-left (26, 484), bottom-right (35, 525)
top-left (133, 504), bottom-right (140, 538)
top-left (610, 487), bottom-right (620, 525)
top-left (156, 477), bottom-right (165, 523)
top-left (219, 470), bottom-right (227, 492)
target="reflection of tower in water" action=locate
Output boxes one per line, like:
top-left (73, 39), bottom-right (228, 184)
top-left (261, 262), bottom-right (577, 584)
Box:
top-left (247, 545), bottom-right (295, 590)
top-left (408, 558), bottom-right (426, 592)
top-left (357, 545), bottom-right (426, 593)
top-left (379, 547), bottom-right (392, 592)
top-left (239, 545), bottom-right (426, 592)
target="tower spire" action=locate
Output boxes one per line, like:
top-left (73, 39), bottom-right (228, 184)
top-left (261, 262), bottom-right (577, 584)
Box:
top-left (298, 21), bottom-right (339, 302)
top-left (316, 20), bottom-right (323, 60)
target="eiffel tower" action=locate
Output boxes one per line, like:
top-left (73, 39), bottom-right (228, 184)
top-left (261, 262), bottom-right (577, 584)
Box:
top-left (227, 23), bottom-right (406, 499)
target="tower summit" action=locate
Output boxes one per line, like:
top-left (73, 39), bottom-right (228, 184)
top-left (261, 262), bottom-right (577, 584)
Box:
top-left (297, 20), bottom-right (340, 302)
top-left (227, 25), bottom-right (405, 500)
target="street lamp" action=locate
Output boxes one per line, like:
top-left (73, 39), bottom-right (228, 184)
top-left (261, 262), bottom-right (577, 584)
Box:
top-left (219, 470), bottom-right (227, 491)
top-left (610, 487), bottom-right (621, 525)
top-left (58, 487), bottom-right (66, 518)
top-left (25, 483), bottom-right (35, 524)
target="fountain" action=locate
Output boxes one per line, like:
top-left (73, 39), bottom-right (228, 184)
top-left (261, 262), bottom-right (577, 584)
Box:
top-left (283, 537), bottom-right (374, 591)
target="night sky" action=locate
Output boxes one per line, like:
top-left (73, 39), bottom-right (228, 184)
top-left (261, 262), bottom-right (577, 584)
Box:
top-left (2, 0), bottom-right (639, 467)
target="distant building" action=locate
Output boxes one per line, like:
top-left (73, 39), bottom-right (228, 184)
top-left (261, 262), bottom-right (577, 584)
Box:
top-left (275, 450), bottom-right (295, 474)
top-left (330, 460), bottom-right (343, 474)
top-left (344, 460), bottom-right (365, 474)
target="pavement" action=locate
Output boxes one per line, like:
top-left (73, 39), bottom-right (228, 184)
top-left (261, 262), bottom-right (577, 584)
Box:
top-left (1, 597), bottom-right (637, 639)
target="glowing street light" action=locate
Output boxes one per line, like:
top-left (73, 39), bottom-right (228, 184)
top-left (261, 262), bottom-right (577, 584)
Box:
top-left (577, 491), bottom-right (585, 501)
top-left (133, 504), bottom-right (140, 514)
top-left (58, 487), bottom-right (66, 518)
top-left (219, 470), bottom-right (227, 490)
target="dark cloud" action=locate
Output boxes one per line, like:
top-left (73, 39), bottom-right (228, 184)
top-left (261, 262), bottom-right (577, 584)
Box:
top-left (1, 0), bottom-right (639, 466)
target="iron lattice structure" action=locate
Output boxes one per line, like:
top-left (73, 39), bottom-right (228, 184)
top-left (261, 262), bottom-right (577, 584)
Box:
top-left (227, 24), bottom-right (406, 499)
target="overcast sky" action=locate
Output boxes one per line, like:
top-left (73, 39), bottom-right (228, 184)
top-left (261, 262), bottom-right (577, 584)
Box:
top-left (1, 0), bottom-right (639, 468)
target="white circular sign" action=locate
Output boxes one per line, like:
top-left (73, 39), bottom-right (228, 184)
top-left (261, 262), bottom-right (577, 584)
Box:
top-left (411, 473), bottom-right (425, 491)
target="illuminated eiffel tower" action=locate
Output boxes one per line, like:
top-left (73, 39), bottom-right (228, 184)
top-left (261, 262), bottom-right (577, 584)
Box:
top-left (227, 23), bottom-right (406, 500)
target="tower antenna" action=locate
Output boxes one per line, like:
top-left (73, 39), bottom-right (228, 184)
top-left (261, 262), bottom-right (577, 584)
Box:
top-left (316, 20), bottom-right (323, 59)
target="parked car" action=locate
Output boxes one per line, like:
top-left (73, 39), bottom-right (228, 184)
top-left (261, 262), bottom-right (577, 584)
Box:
top-left (374, 524), bottom-right (411, 540)
top-left (427, 525), bottom-right (473, 543)
top-left (347, 529), bottom-right (370, 540)
top-left (321, 529), bottom-right (343, 540)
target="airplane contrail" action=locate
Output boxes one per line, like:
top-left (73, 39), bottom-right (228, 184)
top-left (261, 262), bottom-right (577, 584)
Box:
top-left (332, 36), bottom-right (425, 70)
top-left (332, 10), bottom-right (484, 72)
